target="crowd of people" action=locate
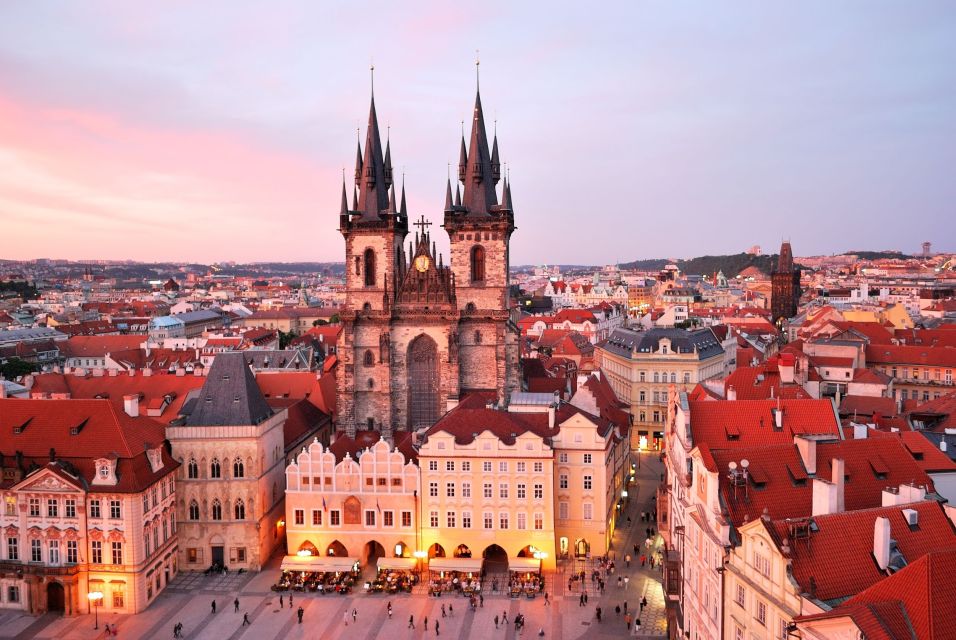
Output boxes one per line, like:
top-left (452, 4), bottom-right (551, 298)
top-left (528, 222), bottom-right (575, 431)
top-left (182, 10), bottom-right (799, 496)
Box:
top-left (428, 571), bottom-right (481, 596)
top-left (272, 569), bottom-right (358, 594)
top-left (368, 568), bottom-right (418, 594)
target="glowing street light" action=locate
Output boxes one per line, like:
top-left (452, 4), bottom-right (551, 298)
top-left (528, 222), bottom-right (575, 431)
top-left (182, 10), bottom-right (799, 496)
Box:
top-left (88, 591), bottom-right (103, 629)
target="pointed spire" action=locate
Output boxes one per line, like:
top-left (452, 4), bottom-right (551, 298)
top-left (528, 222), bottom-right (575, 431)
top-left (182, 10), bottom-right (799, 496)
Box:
top-left (460, 87), bottom-right (498, 215)
top-left (491, 134), bottom-right (501, 184)
top-left (340, 177), bottom-right (349, 215)
top-left (399, 179), bottom-right (408, 217)
top-left (454, 183), bottom-right (461, 207)
top-left (444, 178), bottom-right (454, 211)
top-left (352, 186), bottom-right (359, 210)
top-left (388, 184), bottom-right (397, 213)
top-left (356, 88), bottom-right (390, 219)
top-left (384, 138), bottom-right (393, 188)
top-left (354, 138), bottom-right (363, 185)
top-left (504, 178), bottom-right (513, 210)
top-left (458, 136), bottom-right (467, 182)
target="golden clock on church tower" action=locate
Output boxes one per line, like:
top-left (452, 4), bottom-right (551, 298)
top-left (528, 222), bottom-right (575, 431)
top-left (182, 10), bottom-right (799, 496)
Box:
top-left (414, 255), bottom-right (430, 272)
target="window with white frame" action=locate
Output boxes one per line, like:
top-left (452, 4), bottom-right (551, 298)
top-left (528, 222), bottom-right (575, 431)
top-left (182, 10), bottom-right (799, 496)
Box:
top-left (516, 462), bottom-right (526, 473)
top-left (65, 499), bottom-right (76, 518)
top-left (558, 502), bottom-right (569, 520)
top-left (462, 482), bottom-right (471, 498)
top-left (517, 512), bottom-right (527, 530)
top-left (534, 513), bottom-right (544, 530)
top-left (31, 539), bottom-right (41, 562)
top-left (7, 536), bottom-right (18, 560)
top-left (583, 503), bottom-right (593, 520)
top-left (583, 454), bottom-right (592, 464)
top-left (498, 461), bottom-right (508, 473)
top-left (429, 460), bottom-right (438, 471)
top-left (517, 483), bottom-right (526, 499)
top-left (583, 475), bottom-right (592, 490)
top-left (429, 511), bottom-right (439, 528)
top-left (446, 461), bottom-right (455, 472)
top-left (462, 512), bottom-right (472, 528)
top-left (446, 512), bottom-right (456, 528)
top-left (429, 482), bottom-right (438, 497)
top-left (446, 482), bottom-right (455, 497)
top-left (756, 601), bottom-right (767, 626)
top-left (483, 483), bottom-right (492, 498)
top-left (559, 474), bottom-right (568, 489)
top-left (534, 483), bottom-right (543, 499)
top-left (483, 461), bottom-right (492, 472)
top-left (483, 512), bottom-right (493, 529)
top-left (499, 512), bottom-right (509, 529)
top-left (462, 461), bottom-right (471, 472)
top-left (534, 461), bottom-right (543, 473)
top-left (499, 483), bottom-right (509, 499)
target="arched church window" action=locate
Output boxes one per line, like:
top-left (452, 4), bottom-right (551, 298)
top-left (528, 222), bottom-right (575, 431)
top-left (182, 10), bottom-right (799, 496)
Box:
top-left (367, 378), bottom-right (374, 390)
top-left (233, 457), bottom-right (244, 479)
top-left (465, 302), bottom-right (476, 313)
top-left (187, 459), bottom-right (198, 479)
top-left (188, 500), bottom-right (199, 521)
top-left (364, 249), bottom-right (376, 287)
top-left (211, 499), bottom-right (222, 521)
top-left (474, 330), bottom-right (483, 344)
top-left (234, 499), bottom-right (245, 520)
top-left (470, 245), bottom-right (485, 283)
top-left (362, 302), bottom-right (372, 312)
top-left (210, 458), bottom-right (221, 479)
top-left (364, 350), bottom-right (374, 366)
top-left (354, 256), bottom-right (361, 276)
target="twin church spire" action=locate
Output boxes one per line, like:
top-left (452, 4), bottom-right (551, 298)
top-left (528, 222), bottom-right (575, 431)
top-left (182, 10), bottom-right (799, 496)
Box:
top-left (342, 69), bottom-right (513, 224)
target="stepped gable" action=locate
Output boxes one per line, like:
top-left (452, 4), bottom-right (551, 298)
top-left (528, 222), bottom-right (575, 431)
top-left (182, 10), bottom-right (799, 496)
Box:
top-left (185, 352), bottom-right (273, 426)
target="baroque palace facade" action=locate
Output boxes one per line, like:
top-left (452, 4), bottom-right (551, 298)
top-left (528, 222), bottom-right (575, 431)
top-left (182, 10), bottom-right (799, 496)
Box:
top-left (285, 82), bottom-right (631, 574)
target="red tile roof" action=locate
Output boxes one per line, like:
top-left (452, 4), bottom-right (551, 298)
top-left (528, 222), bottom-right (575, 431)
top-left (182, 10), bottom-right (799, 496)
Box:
top-left (839, 395), bottom-right (898, 418)
top-left (328, 430), bottom-right (416, 463)
top-left (0, 398), bottom-right (177, 492)
top-left (771, 501), bottom-right (956, 604)
top-left (865, 344), bottom-right (956, 368)
top-left (689, 398), bottom-right (841, 448)
top-left (60, 335), bottom-right (145, 358)
top-left (724, 364), bottom-right (811, 400)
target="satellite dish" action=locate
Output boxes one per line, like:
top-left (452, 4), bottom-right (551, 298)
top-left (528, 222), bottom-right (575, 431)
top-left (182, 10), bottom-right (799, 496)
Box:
top-left (740, 459), bottom-right (750, 469)
top-left (728, 461), bottom-right (738, 471)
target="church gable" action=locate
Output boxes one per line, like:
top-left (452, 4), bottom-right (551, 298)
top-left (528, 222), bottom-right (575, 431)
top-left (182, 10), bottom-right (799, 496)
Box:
top-left (393, 217), bottom-right (456, 310)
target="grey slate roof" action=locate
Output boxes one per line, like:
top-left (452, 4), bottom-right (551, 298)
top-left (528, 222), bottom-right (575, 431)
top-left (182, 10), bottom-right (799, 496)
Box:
top-left (185, 352), bottom-right (273, 426)
top-left (174, 309), bottom-right (223, 325)
top-left (600, 327), bottom-right (724, 361)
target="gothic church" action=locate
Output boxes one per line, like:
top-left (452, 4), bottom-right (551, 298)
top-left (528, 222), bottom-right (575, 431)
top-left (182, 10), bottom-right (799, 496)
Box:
top-left (336, 84), bottom-right (521, 435)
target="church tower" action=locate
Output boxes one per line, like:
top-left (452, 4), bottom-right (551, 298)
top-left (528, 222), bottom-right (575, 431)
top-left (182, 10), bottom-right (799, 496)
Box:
top-left (337, 90), bottom-right (409, 435)
top-left (771, 240), bottom-right (801, 323)
top-left (443, 87), bottom-right (520, 401)
top-left (336, 78), bottom-right (520, 437)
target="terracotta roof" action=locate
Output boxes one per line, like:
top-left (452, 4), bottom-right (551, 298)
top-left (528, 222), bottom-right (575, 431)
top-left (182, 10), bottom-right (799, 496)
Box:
top-left (808, 355), bottom-right (855, 369)
top-left (552, 309), bottom-right (597, 324)
top-left (771, 501), bottom-right (956, 604)
top-left (724, 364), bottom-right (811, 400)
top-left (688, 398), bottom-right (841, 448)
top-left (426, 393), bottom-right (561, 446)
top-left (328, 430), bottom-right (416, 464)
top-left (839, 395), bottom-right (898, 418)
top-left (0, 398), bottom-right (177, 493)
top-left (268, 398), bottom-right (331, 450)
top-left (906, 391), bottom-right (956, 432)
top-left (893, 328), bottom-right (956, 349)
top-left (852, 368), bottom-right (891, 385)
top-left (866, 344), bottom-right (956, 368)
top-left (60, 335), bottom-right (145, 358)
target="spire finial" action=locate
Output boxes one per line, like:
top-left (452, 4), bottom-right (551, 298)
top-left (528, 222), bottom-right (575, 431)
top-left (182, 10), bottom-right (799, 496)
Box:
top-left (370, 60), bottom-right (375, 97)
top-left (475, 49), bottom-right (480, 90)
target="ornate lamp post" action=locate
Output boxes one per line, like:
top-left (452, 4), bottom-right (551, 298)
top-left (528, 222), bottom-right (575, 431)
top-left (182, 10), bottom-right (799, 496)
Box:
top-left (87, 591), bottom-right (103, 629)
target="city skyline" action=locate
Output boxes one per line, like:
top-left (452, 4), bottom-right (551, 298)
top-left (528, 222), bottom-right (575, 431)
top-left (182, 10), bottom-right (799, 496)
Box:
top-left (2, 1), bottom-right (955, 264)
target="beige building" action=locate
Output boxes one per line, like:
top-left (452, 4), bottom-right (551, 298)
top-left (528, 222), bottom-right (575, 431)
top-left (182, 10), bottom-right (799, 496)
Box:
top-left (168, 353), bottom-right (290, 571)
top-left (0, 399), bottom-right (178, 616)
top-left (598, 327), bottom-right (725, 448)
top-left (284, 434), bottom-right (420, 567)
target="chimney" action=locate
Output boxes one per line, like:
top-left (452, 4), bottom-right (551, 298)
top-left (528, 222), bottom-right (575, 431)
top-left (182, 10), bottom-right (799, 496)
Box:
top-left (901, 508), bottom-right (918, 527)
top-left (873, 516), bottom-right (891, 571)
top-left (774, 405), bottom-right (784, 430)
top-left (779, 359), bottom-right (795, 384)
top-left (123, 394), bottom-right (140, 417)
top-left (812, 478), bottom-right (838, 516)
top-left (0, 383), bottom-right (6, 399)
top-left (795, 436), bottom-right (817, 475)
top-left (831, 458), bottom-right (845, 513)
top-left (548, 405), bottom-right (556, 429)
top-left (941, 439), bottom-right (948, 453)
top-left (108, 369), bottom-right (118, 377)
top-left (727, 385), bottom-right (737, 401)
top-left (176, 367), bottom-right (186, 377)
top-left (143, 368), bottom-right (153, 377)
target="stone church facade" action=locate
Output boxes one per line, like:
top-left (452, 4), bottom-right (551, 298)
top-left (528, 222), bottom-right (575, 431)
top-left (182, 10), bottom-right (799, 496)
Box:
top-left (771, 240), bottom-right (802, 323)
top-left (336, 87), bottom-right (521, 435)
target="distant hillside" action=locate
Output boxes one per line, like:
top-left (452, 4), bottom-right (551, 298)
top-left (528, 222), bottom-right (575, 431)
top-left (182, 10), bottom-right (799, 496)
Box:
top-left (843, 251), bottom-right (913, 260)
top-left (619, 253), bottom-right (799, 278)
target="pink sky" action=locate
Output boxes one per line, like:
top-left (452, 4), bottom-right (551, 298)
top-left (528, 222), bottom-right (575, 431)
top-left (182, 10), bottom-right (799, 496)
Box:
top-left (1, 2), bottom-right (954, 263)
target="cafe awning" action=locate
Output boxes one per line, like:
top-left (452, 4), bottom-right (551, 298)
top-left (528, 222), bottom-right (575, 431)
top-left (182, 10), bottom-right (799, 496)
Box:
top-left (377, 557), bottom-right (418, 571)
top-left (280, 555), bottom-right (359, 572)
top-left (427, 557), bottom-right (484, 573)
top-left (508, 558), bottom-right (542, 573)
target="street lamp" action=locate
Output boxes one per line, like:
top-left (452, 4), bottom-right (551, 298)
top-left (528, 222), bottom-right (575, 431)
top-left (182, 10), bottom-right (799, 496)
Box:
top-left (88, 591), bottom-right (103, 629)
top-left (414, 550), bottom-right (427, 580)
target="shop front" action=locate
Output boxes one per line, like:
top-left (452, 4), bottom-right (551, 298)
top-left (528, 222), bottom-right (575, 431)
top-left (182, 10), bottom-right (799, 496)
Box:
top-left (426, 557), bottom-right (483, 597)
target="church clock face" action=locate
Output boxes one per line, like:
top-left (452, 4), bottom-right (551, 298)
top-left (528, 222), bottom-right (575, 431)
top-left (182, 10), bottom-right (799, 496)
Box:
top-left (414, 255), bottom-right (430, 272)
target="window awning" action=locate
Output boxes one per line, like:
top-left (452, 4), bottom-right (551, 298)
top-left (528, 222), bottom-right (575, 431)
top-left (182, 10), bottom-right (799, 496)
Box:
top-left (508, 558), bottom-right (542, 573)
top-left (377, 557), bottom-right (418, 571)
top-left (427, 558), bottom-right (484, 573)
top-left (280, 555), bottom-right (359, 572)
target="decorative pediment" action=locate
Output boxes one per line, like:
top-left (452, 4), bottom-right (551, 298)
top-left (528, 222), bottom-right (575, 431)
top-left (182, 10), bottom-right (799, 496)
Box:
top-left (3, 525), bottom-right (18, 537)
top-left (45, 527), bottom-right (61, 540)
top-left (89, 528), bottom-right (104, 541)
top-left (107, 529), bottom-right (126, 543)
top-left (92, 457), bottom-right (118, 486)
top-left (14, 468), bottom-right (83, 494)
top-left (146, 447), bottom-right (164, 473)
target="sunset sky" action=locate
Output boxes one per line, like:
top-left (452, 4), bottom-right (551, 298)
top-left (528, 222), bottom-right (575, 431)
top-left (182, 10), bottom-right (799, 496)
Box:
top-left (1, 1), bottom-right (954, 264)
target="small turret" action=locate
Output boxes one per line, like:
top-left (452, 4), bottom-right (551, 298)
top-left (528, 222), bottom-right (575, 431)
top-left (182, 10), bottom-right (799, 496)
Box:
top-left (491, 134), bottom-right (501, 183)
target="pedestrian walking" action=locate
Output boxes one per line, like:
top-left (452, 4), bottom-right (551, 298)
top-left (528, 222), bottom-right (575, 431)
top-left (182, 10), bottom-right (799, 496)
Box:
top-left (289, 593), bottom-right (293, 607)
top-left (635, 617), bottom-right (642, 632)
top-left (387, 601), bottom-right (393, 618)
top-left (279, 594), bottom-right (284, 608)
top-left (352, 608), bottom-right (357, 623)
top-left (409, 614), bottom-right (415, 629)
top-left (641, 596), bottom-right (648, 612)
top-left (211, 600), bottom-right (217, 614)
top-left (625, 553), bottom-right (631, 567)
top-left (449, 603), bottom-right (454, 616)
top-left (615, 604), bottom-right (621, 616)
top-left (625, 613), bottom-right (632, 631)
top-left (579, 593), bottom-right (585, 607)
top-left (234, 598), bottom-right (239, 613)
top-left (538, 629), bottom-right (545, 637)
top-left (424, 616), bottom-right (428, 632)
top-left (584, 592), bottom-right (589, 605)
top-left (479, 593), bottom-right (484, 607)
top-left (495, 614), bottom-right (499, 629)
top-left (641, 554), bottom-right (647, 567)
top-left (627, 515), bottom-right (632, 526)
top-left (617, 576), bottom-right (623, 588)
top-left (503, 611), bottom-right (509, 624)
top-left (435, 619), bottom-right (440, 636)
top-left (297, 606), bottom-right (303, 624)
top-left (596, 607), bottom-right (602, 623)
top-left (633, 543), bottom-right (639, 555)
top-left (544, 592), bottom-right (550, 606)
top-left (242, 613), bottom-right (250, 626)
top-left (441, 604), bottom-right (446, 618)
top-left (172, 623), bottom-right (179, 638)
top-left (624, 576), bottom-right (630, 589)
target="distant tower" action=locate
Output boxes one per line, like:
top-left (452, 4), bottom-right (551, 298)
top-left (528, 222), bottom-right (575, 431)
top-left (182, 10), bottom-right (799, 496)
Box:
top-left (771, 240), bottom-right (801, 323)
top-left (922, 242), bottom-right (931, 259)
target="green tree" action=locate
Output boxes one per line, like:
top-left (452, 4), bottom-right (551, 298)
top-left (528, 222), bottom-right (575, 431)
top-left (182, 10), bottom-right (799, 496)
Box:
top-left (279, 331), bottom-right (298, 349)
top-left (0, 357), bottom-right (39, 379)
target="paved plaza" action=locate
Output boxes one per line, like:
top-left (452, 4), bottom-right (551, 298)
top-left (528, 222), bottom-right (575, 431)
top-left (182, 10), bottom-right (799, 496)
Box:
top-left (0, 456), bottom-right (666, 640)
